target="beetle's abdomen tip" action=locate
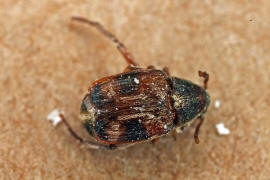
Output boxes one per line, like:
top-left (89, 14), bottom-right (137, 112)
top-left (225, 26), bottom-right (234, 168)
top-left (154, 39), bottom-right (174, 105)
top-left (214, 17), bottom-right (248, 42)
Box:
top-left (171, 77), bottom-right (210, 124)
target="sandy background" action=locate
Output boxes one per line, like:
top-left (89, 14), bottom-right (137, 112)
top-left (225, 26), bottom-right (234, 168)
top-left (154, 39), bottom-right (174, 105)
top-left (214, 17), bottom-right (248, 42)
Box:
top-left (1, 0), bottom-right (270, 179)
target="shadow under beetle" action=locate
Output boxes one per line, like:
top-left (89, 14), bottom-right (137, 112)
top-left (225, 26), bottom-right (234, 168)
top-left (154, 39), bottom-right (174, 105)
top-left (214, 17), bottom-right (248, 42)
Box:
top-left (60, 16), bottom-right (210, 150)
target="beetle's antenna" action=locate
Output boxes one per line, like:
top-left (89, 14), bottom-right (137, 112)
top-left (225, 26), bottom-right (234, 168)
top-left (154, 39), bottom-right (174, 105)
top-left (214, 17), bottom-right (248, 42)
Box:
top-left (71, 16), bottom-right (138, 67)
top-left (194, 116), bottom-right (204, 144)
top-left (59, 114), bottom-right (84, 143)
top-left (198, 71), bottom-right (209, 89)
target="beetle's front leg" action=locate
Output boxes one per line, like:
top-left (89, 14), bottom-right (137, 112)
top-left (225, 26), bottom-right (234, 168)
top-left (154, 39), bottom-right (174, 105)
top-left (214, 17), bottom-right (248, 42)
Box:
top-left (123, 65), bottom-right (141, 72)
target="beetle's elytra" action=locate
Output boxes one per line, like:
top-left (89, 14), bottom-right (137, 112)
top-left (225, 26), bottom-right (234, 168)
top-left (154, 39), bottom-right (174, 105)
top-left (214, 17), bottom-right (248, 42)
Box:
top-left (60, 16), bottom-right (210, 150)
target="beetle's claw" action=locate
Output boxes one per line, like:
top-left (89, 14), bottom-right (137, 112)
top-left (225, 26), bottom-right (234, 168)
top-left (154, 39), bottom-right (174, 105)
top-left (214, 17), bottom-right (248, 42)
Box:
top-left (198, 71), bottom-right (209, 89)
top-left (194, 136), bottom-right (200, 144)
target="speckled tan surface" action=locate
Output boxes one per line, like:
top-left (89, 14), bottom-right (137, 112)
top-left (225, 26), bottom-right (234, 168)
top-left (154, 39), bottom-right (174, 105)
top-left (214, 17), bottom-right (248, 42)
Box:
top-left (1, 1), bottom-right (270, 179)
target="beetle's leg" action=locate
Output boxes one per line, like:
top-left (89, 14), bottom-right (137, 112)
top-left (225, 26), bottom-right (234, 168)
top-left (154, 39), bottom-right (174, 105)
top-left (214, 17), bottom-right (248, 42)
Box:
top-left (147, 65), bottom-right (155, 69)
top-left (59, 114), bottom-right (117, 150)
top-left (71, 16), bottom-right (138, 67)
top-left (194, 116), bottom-right (204, 144)
top-left (123, 65), bottom-right (141, 72)
top-left (198, 71), bottom-right (209, 89)
top-left (163, 67), bottom-right (170, 76)
top-left (171, 131), bottom-right (177, 141)
top-left (151, 138), bottom-right (160, 144)
top-left (147, 66), bottom-right (170, 76)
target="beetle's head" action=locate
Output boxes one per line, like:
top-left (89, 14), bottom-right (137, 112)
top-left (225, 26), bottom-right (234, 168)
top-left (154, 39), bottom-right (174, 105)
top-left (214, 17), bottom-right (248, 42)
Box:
top-left (170, 77), bottom-right (210, 126)
top-left (79, 94), bottom-right (95, 136)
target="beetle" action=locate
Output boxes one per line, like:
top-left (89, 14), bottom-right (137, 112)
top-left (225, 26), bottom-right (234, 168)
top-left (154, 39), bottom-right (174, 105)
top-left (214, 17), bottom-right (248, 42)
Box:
top-left (60, 16), bottom-right (210, 150)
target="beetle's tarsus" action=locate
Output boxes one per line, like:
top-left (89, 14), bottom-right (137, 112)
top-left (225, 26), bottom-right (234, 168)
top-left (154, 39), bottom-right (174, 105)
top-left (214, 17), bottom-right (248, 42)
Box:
top-left (198, 71), bottom-right (209, 89)
top-left (71, 16), bottom-right (138, 67)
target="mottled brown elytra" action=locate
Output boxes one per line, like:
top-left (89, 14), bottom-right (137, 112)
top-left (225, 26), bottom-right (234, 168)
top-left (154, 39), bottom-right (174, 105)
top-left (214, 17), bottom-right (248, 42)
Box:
top-left (60, 16), bottom-right (210, 150)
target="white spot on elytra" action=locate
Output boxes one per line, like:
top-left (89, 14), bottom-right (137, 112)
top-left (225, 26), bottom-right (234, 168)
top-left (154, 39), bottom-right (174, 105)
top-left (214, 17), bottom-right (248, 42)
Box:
top-left (47, 109), bottom-right (64, 126)
top-left (147, 114), bottom-right (155, 118)
top-left (164, 124), bottom-right (168, 129)
top-left (97, 109), bottom-right (101, 115)
top-left (216, 123), bottom-right (230, 135)
top-left (214, 100), bottom-right (221, 108)
top-left (133, 107), bottom-right (144, 112)
top-left (134, 78), bottom-right (139, 84)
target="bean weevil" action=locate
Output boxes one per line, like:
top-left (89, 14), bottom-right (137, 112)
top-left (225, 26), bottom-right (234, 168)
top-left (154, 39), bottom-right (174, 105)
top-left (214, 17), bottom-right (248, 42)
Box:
top-left (59, 16), bottom-right (210, 150)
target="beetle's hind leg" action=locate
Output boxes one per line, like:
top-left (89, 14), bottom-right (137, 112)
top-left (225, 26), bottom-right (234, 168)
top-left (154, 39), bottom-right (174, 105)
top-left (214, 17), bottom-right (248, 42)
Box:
top-left (60, 114), bottom-right (118, 150)
top-left (71, 16), bottom-right (138, 67)
top-left (194, 116), bottom-right (204, 144)
top-left (198, 71), bottom-right (209, 89)
top-left (162, 67), bottom-right (170, 76)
